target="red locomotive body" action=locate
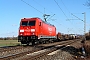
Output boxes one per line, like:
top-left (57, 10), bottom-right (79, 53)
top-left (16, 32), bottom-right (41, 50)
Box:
top-left (18, 17), bottom-right (56, 45)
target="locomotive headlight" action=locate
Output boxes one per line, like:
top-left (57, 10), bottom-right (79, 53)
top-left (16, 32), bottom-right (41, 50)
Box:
top-left (20, 34), bottom-right (23, 35)
top-left (31, 32), bottom-right (35, 35)
top-left (20, 30), bottom-right (24, 32)
top-left (31, 29), bottom-right (35, 32)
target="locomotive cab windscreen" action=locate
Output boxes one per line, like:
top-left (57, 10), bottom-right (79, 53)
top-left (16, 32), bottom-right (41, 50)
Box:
top-left (21, 21), bottom-right (36, 26)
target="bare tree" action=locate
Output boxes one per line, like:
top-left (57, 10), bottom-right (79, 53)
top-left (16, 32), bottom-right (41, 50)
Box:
top-left (85, 0), bottom-right (90, 7)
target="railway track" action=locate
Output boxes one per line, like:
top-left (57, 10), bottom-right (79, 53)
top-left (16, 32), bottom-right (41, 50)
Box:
top-left (23, 40), bottom-right (80, 60)
top-left (0, 39), bottom-right (81, 60)
top-left (0, 46), bottom-right (23, 52)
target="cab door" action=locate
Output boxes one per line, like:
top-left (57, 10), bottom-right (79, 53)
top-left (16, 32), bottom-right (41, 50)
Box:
top-left (39, 22), bottom-right (43, 37)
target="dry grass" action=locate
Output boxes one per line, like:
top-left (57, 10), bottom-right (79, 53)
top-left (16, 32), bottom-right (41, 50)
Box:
top-left (0, 40), bottom-right (21, 47)
top-left (84, 40), bottom-right (90, 55)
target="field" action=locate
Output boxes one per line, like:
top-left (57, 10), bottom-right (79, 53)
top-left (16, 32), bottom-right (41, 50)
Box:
top-left (0, 40), bottom-right (21, 47)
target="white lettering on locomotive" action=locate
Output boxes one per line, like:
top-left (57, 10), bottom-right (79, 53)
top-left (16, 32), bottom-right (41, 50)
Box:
top-left (48, 27), bottom-right (52, 31)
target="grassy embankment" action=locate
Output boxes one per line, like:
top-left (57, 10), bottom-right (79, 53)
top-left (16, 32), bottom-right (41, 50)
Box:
top-left (0, 40), bottom-right (21, 47)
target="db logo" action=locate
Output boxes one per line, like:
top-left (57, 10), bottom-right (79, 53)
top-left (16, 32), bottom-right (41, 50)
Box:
top-left (48, 27), bottom-right (52, 31)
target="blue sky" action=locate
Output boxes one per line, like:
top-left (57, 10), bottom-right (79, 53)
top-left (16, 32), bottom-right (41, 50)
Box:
top-left (0, 0), bottom-right (90, 37)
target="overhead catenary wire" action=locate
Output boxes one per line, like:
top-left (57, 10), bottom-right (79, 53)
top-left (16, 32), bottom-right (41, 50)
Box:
top-left (54, 0), bottom-right (77, 33)
top-left (33, 0), bottom-right (53, 14)
top-left (61, 0), bottom-right (71, 13)
top-left (47, 14), bottom-right (55, 21)
top-left (71, 13), bottom-right (83, 21)
top-left (54, 0), bottom-right (69, 19)
top-left (60, 0), bottom-right (84, 34)
top-left (32, 0), bottom-right (63, 27)
top-left (21, 0), bottom-right (69, 33)
top-left (33, 0), bottom-right (57, 22)
top-left (21, 0), bottom-right (43, 14)
top-left (53, 0), bottom-right (71, 30)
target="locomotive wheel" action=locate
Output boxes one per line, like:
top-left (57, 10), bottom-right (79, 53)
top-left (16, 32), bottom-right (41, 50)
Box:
top-left (36, 41), bottom-right (40, 44)
top-left (27, 43), bottom-right (30, 45)
top-left (32, 40), bottom-right (35, 45)
top-left (43, 41), bottom-right (46, 44)
top-left (21, 41), bottom-right (26, 44)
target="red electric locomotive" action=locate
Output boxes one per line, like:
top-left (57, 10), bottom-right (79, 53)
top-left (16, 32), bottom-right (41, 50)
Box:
top-left (18, 17), bottom-right (56, 45)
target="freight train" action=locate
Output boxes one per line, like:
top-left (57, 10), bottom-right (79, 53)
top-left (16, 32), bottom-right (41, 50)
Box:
top-left (18, 17), bottom-right (76, 45)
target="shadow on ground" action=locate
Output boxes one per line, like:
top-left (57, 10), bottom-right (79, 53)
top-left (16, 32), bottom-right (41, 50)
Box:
top-left (60, 46), bottom-right (82, 56)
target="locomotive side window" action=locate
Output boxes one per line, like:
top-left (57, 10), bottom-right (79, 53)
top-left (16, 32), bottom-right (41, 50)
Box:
top-left (39, 22), bottom-right (41, 26)
top-left (21, 21), bottom-right (28, 26)
top-left (28, 21), bottom-right (36, 26)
